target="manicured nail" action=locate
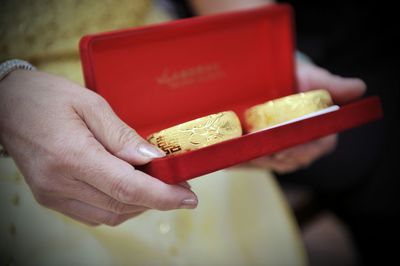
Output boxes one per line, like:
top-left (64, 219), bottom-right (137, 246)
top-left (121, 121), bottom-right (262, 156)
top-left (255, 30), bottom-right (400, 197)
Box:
top-left (137, 143), bottom-right (165, 159)
top-left (180, 198), bottom-right (198, 209)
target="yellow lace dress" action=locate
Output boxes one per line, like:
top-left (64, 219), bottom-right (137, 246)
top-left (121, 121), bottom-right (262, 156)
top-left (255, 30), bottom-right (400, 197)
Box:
top-left (0, 1), bottom-right (306, 265)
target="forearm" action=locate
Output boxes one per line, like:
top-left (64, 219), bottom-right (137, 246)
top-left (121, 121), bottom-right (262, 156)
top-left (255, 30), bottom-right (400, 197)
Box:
top-left (189, 0), bottom-right (274, 15)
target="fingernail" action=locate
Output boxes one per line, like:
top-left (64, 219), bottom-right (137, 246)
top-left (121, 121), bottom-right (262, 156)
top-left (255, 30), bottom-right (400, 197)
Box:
top-left (180, 198), bottom-right (198, 209)
top-left (137, 143), bottom-right (165, 158)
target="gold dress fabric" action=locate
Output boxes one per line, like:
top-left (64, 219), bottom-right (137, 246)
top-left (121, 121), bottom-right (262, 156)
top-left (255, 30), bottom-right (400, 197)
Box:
top-left (0, 1), bottom-right (306, 265)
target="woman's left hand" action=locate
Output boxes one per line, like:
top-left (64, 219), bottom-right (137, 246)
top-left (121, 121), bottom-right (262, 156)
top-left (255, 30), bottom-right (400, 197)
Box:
top-left (247, 61), bottom-right (366, 174)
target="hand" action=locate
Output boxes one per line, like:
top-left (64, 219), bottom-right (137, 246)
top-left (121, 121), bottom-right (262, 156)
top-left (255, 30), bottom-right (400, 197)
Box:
top-left (0, 70), bottom-right (198, 226)
top-left (247, 62), bottom-right (366, 174)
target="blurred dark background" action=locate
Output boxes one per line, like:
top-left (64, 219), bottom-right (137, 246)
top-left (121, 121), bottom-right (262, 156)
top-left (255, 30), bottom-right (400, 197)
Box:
top-left (277, 1), bottom-right (399, 265)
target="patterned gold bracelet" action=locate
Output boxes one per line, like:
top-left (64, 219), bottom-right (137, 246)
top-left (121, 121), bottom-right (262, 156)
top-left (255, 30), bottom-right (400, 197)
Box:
top-left (245, 89), bottom-right (333, 132)
top-left (148, 111), bottom-right (242, 156)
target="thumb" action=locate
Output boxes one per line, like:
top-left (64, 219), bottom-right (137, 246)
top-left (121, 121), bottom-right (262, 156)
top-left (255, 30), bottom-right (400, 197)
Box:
top-left (297, 63), bottom-right (366, 104)
top-left (76, 93), bottom-right (165, 165)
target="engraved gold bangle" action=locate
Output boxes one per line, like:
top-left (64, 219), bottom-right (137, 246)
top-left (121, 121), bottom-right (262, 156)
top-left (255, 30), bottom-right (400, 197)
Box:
top-left (245, 89), bottom-right (333, 132)
top-left (148, 111), bottom-right (242, 156)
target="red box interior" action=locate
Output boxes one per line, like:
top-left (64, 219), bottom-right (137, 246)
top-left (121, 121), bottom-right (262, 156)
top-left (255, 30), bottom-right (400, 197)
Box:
top-left (80, 4), bottom-right (383, 184)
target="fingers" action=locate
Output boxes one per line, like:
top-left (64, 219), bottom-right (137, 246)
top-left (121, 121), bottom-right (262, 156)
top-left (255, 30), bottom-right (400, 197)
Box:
top-left (250, 135), bottom-right (337, 174)
top-left (63, 179), bottom-right (148, 215)
top-left (64, 213), bottom-right (100, 227)
top-left (251, 156), bottom-right (301, 174)
top-left (274, 135), bottom-right (336, 164)
top-left (78, 147), bottom-right (198, 211)
top-left (0, 70), bottom-right (194, 227)
top-left (324, 75), bottom-right (366, 104)
top-left (47, 198), bottom-right (145, 226)
top-left (297, 63), bottom-right (366, 104)
top-left (75, 93), bottom-right (165, 165)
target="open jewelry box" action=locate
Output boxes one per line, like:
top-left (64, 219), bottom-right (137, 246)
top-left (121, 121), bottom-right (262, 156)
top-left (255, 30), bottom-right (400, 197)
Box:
top-left (80, 4), bottom-right (383, 184)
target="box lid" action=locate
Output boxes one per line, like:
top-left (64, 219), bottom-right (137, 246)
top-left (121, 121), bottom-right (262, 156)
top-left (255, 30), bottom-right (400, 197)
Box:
top-left (80, 4), bottom-right (295, 136)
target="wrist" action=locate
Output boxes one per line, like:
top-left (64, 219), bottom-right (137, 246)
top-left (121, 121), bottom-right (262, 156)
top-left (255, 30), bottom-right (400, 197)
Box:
top-left (0, 59), bottom-right (37, 157)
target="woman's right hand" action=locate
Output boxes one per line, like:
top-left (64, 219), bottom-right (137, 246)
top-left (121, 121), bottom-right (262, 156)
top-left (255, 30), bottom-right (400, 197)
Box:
top-left (0, 70), bottom-right (198, 226)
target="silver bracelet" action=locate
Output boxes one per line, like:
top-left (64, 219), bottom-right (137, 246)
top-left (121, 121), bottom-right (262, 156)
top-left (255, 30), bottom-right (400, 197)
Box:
top-left (0, 59), bottom-right (36, 81)
top-left (0, 59), bottom-right (36, 157)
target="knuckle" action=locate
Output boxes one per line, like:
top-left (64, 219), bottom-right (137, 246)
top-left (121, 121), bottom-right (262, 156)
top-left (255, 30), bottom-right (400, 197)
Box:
top-left (106, 197), bottom-right (130, 214)
top-left (89, 93), bottom-right (109, 109)
top-left (110, 177), bottom-right (139, 204)
top-left (79, 137), bottom-right (105, 158)
top-left (115, 125), bottom-right (139, 149)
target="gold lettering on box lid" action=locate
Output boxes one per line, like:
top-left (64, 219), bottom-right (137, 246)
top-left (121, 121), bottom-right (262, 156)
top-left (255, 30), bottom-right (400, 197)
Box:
top-left (156, 63), bottom-right (225, 89)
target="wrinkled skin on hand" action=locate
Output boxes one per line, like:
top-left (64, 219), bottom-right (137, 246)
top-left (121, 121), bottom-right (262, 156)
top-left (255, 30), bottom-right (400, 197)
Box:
top-left (0, 70), bottom-right (198, 226)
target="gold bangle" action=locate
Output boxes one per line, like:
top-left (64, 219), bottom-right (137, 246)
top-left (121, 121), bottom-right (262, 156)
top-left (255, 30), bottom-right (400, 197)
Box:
top-left (148, 111), bottom-right (242, 156)
top-left (245, 89), bottom-right (333, 132)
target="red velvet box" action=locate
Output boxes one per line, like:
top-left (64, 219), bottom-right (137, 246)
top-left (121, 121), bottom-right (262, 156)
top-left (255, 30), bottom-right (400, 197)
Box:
top-left (80, 4), bottom-right (383, 184)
